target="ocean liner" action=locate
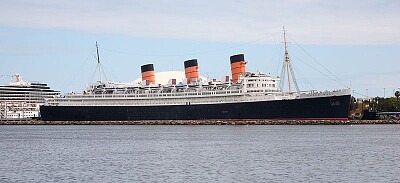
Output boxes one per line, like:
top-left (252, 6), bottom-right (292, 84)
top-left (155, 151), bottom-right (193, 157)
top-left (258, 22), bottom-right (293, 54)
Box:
top-left (40, 31), bottom-right (352, 121)
top-left (0, 74), bottom-right (60, 120)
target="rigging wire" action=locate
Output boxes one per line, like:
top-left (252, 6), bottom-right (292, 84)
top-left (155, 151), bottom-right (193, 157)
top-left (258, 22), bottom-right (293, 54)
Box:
top-left (89, 64), bottom-right (99, 84)
top-left (279, 63), bottom-right (286, 91)
top-left (100, 65), bottom-right (109, 82)
top-left (291, 54), bottom-right (348, 88)
top-left (353, 91), bottom-right (368, 98)
top-left (273, 44), bottom-right (284, 77)
top-left (288, 61), bottom-right (300, 92)
top-left (289, 58), bottom-right (315, 90)
top-left (65, 49), bottom-right (95, 92)
top-left (287, 35), bottom-right (348, 88)
top-left (101, 64), bottom-right (121, 82)
top-left (102, 65), bottom-right (120, 82)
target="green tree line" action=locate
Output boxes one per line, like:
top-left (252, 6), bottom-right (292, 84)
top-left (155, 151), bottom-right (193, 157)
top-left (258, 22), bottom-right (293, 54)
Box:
top-left (350, 91), bottom-right (400, 113)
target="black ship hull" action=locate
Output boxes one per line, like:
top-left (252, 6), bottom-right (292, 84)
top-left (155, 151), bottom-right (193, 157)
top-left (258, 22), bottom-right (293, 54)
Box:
top-left (40, 95), bottom-right (351, 121)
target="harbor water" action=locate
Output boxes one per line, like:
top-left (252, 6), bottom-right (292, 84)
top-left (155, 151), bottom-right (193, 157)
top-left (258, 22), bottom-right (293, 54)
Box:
top-left (1, 125), bottom-right (399, 182)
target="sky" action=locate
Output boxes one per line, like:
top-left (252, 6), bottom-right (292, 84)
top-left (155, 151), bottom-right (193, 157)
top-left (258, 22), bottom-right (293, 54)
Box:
top-left (0, 0), bottom-right (399, 97)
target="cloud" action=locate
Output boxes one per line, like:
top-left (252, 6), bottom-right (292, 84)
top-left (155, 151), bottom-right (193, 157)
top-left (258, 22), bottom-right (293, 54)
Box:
top-left (0, 0), bottom-right (399, 45)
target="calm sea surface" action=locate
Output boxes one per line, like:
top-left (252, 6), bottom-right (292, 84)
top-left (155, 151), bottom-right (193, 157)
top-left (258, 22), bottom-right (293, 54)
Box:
top-left (1, 125), bottom-right (400, 182)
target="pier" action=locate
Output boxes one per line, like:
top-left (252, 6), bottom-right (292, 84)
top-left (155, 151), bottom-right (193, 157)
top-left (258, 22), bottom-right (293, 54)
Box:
top-left (1, 120), bottom-right (399, 125)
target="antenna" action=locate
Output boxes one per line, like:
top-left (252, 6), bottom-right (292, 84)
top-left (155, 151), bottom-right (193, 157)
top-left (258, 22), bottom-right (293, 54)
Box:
top-left (96, 41), bottom-right (102, 83)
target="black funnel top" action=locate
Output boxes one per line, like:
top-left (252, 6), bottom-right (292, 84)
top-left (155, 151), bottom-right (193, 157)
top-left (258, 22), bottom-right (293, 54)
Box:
top-left (230, 54), bottom-right (245, 64)
top-left (141, 64), bottom-right (154, 72)
top-left (184, 59), bottom-right (198, 68)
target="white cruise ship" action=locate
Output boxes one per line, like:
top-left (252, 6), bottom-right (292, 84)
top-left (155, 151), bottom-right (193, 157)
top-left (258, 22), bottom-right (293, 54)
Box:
top-left (0, 74), bottom-right (60, 120)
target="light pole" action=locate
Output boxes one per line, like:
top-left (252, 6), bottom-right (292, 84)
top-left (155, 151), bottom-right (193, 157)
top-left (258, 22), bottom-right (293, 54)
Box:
top-left (383, 88), bottom-right (386, 98)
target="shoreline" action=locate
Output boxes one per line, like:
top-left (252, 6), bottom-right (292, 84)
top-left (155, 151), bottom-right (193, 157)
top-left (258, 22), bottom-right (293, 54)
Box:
top-left (1, 120), bottom-right (400, 125)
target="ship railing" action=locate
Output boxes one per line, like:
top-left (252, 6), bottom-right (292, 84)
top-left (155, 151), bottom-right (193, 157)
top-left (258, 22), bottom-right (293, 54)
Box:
top-left (276, 88), bottom-right (351, 98)
top-left (280, 89), bottom-right (350, 95)
top-left (64, 89), bottom-right (244, 99)
top-left (56, 94), bottom-right (246, 106)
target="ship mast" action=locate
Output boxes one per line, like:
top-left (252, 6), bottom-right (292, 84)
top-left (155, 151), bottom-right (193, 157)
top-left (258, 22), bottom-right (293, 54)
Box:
top-left (95, 41), bottom-right (102, 83)
top-left (281, 27), bottom-right (299, 94)
top-left (283, 28), bottom-right (292, 93)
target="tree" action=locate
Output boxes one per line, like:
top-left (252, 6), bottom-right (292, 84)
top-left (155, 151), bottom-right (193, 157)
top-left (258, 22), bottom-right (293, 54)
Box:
top-left (375, 97), bottom-right (397, 112)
